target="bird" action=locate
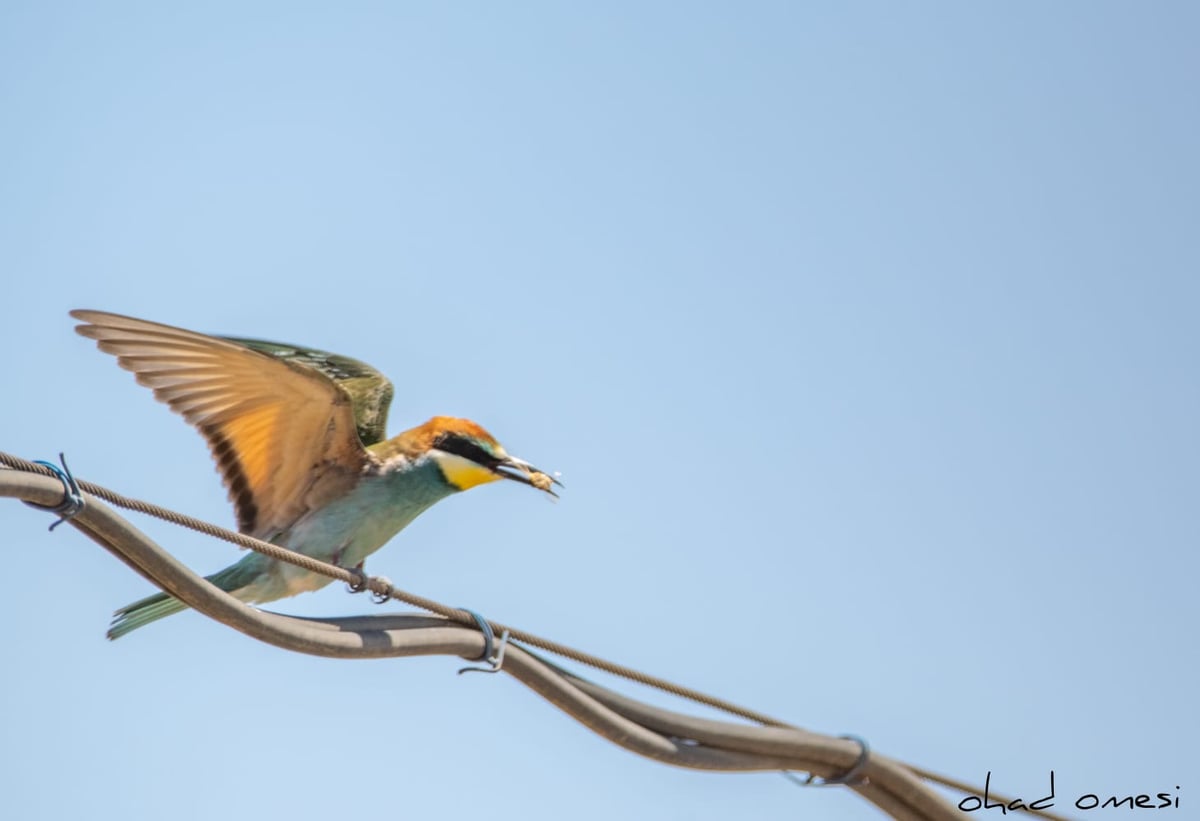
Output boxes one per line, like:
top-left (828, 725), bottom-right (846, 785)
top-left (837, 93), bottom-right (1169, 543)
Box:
top-left (72, 309), bottom-right (560, 639)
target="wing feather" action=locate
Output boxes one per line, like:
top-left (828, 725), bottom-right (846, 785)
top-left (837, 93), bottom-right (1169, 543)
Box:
top-left (219, 336), bottom-right (394, 447)
top-left (73, 310), bottom-right (378, 537)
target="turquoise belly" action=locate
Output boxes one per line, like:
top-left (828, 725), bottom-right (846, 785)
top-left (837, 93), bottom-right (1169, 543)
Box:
top-left (234, 460), bottom-right (455, 603)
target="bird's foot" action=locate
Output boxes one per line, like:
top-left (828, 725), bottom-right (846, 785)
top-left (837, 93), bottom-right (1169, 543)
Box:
top-left (343, 560), bottom-right (393, 603)
top-left (370, 576), bottom-right (394, 605)
top-left (345, 560), bottom-right (369, 594)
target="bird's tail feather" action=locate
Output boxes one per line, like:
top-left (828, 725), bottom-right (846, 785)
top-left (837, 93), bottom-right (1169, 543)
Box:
top-left (107, 592), bottom-right (188, 640)
top-left (106, 556), bottom-right (265, 640)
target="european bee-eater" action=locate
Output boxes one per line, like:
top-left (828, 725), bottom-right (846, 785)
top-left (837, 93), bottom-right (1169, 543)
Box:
top-left (72, 310), bottom-right (559, 640)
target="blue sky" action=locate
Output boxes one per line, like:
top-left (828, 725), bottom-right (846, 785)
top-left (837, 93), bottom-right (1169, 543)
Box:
top-left (2, 3), bottom-right (1196, 819)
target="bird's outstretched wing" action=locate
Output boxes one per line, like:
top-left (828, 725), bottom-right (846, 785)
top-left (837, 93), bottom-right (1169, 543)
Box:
top-left (72, 310), bottom-right (382, 538)
top-left (218, 336), bottom-right (394, 447)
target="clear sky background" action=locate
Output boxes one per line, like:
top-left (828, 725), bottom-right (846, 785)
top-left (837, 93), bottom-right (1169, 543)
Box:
top-left (1, 3), bottom-right (1196, 820)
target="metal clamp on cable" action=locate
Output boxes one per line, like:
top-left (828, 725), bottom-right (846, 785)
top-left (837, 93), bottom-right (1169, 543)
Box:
top-left (23, 453), bottom-right (84, 531)
top-left (782, 734), bottom-right (870, 787)
top-left (456, 608), bottom-right (510, 675)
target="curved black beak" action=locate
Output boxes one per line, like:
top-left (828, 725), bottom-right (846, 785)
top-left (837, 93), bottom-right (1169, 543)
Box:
top-left (493, 455), bottom-right (563, 497)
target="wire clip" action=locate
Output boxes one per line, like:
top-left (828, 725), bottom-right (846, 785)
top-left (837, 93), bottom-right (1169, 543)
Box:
top-left (24, 453), bottom-right (84, 531)
top-left (456, 608), bottom-right (510, 675)
top-left (782, 734), bottom-right (870, 787)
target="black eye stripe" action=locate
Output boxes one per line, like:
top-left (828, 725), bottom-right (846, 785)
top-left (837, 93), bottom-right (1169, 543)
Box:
top-left (435, 435), bottom-right (499, 468)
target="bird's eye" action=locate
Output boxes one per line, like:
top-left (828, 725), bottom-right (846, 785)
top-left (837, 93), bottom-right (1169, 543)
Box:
top-left (434, 435), bottom-right (498, 468)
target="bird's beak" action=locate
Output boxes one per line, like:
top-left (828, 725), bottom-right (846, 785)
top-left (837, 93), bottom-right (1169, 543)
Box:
top-left (493, 455), bottom-right (563, 497)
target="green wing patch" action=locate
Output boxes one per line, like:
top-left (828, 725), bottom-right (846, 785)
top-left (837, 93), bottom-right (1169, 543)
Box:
top-left (221, 336), bottom-right (395, 447)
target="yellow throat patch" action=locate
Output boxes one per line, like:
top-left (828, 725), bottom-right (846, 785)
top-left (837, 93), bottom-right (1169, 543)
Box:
top-left (430, 450), bottom-right (503, 491)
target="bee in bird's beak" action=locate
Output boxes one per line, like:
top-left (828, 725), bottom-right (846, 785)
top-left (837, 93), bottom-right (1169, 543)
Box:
top-left (493, 455), bottom-right (563, 498)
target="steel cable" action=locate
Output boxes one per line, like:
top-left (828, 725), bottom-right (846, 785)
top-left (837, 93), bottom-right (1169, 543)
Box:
top-left (0, 455), bottom-right (1078, 821)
